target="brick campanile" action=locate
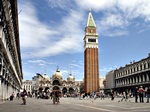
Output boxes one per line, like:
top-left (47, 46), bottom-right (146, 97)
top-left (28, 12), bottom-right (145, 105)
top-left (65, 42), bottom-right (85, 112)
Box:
top-left (84, 10), bottom-right (99, 94)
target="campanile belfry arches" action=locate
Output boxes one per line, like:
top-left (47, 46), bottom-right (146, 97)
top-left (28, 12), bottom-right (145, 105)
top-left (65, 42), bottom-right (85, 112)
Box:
top-left (84, 10), bottom-right (99, 93)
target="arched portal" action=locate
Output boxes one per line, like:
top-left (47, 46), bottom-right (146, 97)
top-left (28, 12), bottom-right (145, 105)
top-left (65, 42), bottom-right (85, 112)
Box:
top-left (44, 87), bottom-right (50, 93)
top-left (39, 87), bottom-right (43, 93)
top-left (69, 88), bottom-right (74, 94)
top-left (52, 80), bottom-right (61, 86)
top-left (62, 87), bottom-right (67, 94)
top-left (53, 86), bottom-right (60, 91)
top-left (74, 88), bottom-right (78, 93)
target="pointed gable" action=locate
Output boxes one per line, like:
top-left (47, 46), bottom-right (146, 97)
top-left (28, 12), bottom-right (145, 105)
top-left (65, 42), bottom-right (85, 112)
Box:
top-left (86, 10), bottom-right (96, 27)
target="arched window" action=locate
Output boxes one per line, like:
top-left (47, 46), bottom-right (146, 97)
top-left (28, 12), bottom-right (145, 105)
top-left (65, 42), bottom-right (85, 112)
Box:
top-left (140, 65), bottom-right (142, 70)
top-left (128, 69), bottom-right (130, 74)
top-left (144, 63), bottom-right (146, 69)
top-left (2, 66), bottom-right (5, 76)
top-left (132, 67), bottom-right (134, 73)
top-left (148, 61), bottom-right (150, 68)
top-left (137, 66), bottom-right (138, 71)
top-left (138, 65), bottom-right (141, 71)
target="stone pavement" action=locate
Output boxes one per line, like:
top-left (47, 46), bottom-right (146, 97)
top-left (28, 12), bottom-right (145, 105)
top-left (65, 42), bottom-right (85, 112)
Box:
top-left (0, 97), bottom-right (150, 112)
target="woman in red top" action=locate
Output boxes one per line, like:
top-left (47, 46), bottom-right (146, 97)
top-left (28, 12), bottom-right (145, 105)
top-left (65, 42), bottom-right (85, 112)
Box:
top-left (138, 86), bottom-right (144, 103)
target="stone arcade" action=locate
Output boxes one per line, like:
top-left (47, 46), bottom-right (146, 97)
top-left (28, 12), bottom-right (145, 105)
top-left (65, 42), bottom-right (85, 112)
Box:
top-left (0, 0), bottom-right (23, 101)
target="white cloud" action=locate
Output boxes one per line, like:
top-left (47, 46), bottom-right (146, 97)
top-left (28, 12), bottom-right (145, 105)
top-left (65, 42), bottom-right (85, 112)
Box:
top-left (19, 3), bottom-right (58, 49)
top-left (61, 70), bottom-right (68, 74)
top-left (100, 66), bottom-right (118, 72)
top-left (76, 0), bottom-right (150, 36)
top-left (100, 29), bottom-right (128, 37)
top-left (76, 0), bottom-right (150, 20)
top-left (100, 14), bottom-right (129, 28)
top-left (76, 0), bottom-right (116, 11)
top-left (69, 63), bottom-right (83, 69)
top-left (97, 13), bottom-right (129, 36)
top-left (19, 0), bottom-right (150, 59)
top-left (138, 28), bottom-right (150, 33)
top-left (19, 2), bottom-right (84, 58)
top-left (28, 59), bottom-right (55, 66)
top-left (46, 0), bottom-right (73, 10)
top-left (117, 0), bottom-right (150, 19)
top-left (35, 34), bottom-right (83, 57)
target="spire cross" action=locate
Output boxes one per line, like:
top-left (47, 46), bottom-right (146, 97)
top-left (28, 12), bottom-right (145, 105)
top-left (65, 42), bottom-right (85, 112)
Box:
top-left (89, 8), bottom-right (92, 12)
top-left (56, 66), bottom-right (59, 71)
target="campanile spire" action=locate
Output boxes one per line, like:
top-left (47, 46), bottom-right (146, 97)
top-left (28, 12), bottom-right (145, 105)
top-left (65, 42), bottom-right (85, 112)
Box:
top-left (84, 10), bottom-right (99, 93)
top-left (86, 9), bottom-right (96, 27)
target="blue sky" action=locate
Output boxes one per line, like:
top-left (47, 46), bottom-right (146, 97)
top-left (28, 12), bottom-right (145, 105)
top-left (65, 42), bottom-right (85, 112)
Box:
top-left (18, 0), bottom-right (150, 81)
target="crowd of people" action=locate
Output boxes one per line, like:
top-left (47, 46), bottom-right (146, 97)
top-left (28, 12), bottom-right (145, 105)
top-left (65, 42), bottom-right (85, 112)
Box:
top-left (10, 89), bottom-right (62, 105)
top-left (9, 86), bottom-right (150, 105)
top-left (134, 86), bottom-right (150, 103)
top-left (110, 86), bottom-right (150, 103)
top-left (78, 86), bottom-right (150, 103)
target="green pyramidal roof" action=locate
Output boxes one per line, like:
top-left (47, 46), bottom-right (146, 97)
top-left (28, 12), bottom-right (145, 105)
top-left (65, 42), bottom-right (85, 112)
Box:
top-left (86, 11), bottom-right (96, 27)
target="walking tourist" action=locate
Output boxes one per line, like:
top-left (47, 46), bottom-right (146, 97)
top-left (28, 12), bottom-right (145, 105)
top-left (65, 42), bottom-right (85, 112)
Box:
top-left (93, 92), bottom-right (97, 100)
top-left (125, 91), bottom-right (128, 101)
top-left (16, 92), bottom-right (20, 100)
top-left (51, 91), bottom-right (56, 104)
top-left (135, 87), bottom-right (139, 103)
top-left (55, 91), bottom-right (60, 104)
top-left (118, 91), bottom-right (126, 102)
top-left (111, 90), bottom-right (114, 100)
top-left (146, 87), bottom-right (150, 103)
top-left (100, 92), bottom-right (105, 100)
top-left (21, 89), bottom-right (28, 105)
top-left (138, 86), bottom-right (144, 103)
top-left (10, 92), bottom-right (15, 101)
top-left (118, 90), bottom-right (131, 102)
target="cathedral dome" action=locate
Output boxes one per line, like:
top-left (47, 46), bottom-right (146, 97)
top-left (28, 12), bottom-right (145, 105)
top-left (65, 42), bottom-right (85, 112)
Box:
top-left (43, 74), bottom-right (49, 80)
top-left (67, 72), bottom-right (75, 81)
top-left (68, 75), bottom-right (74, 80)
top-left (52, 68), bottom-right (62, 79)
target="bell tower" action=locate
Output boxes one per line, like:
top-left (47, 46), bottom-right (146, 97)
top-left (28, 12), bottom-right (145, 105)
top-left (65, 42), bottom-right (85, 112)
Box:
top-left (84, 9), bottom-right (99, 93)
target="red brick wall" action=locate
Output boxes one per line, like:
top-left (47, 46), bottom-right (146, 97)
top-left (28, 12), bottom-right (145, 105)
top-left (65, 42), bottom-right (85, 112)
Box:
top-left (84, 48), bottom-right (99, 93)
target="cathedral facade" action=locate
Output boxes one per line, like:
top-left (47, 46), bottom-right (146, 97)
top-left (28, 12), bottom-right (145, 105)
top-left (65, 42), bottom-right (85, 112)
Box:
top-left (31, 68), bottom-right (82, 95)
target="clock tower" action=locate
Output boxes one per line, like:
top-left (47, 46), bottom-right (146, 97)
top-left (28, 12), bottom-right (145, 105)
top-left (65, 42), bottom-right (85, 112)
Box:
top-left (84, 10), bottom-right (99, 93)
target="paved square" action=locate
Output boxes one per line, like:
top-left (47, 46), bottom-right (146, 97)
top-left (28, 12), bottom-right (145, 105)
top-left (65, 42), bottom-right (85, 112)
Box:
top-left (0, 97), bottom-right (150, 112)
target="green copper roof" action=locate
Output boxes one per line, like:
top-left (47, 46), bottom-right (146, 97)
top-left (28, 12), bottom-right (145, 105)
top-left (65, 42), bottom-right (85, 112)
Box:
top-left (86, 11), bottom-right (96, 27)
